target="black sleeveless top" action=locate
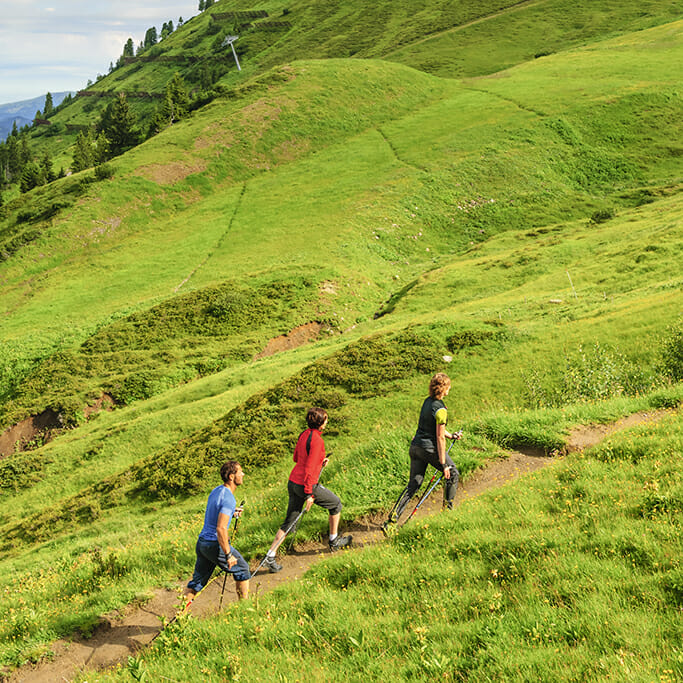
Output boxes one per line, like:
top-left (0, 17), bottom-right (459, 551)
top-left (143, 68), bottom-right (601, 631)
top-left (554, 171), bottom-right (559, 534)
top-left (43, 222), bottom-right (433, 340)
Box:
top-left (412, 396), bottom-right (447, 453)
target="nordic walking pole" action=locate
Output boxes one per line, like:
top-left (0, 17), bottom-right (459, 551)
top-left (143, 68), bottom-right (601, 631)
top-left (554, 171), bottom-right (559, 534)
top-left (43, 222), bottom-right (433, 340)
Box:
top-left (220, 499), bottom-right (245, 609)
top-left (285, 457), bottom-right (330, 552)
top-left (401, 438), bottom-right (458, 526)
top-left (250, 506), bottom-right (307, 578)
top-left (402, 470), bottom-right (446, 525)
top-left (251, 459), bottom-right (330, 577)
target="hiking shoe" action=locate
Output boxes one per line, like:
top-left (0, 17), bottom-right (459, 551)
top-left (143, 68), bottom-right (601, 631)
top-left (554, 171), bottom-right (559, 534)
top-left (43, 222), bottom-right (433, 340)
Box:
top-left (442, 500), bottom-right (454, 511)
top-left (263, 555), bottom-right (283, 573)
top-left (329, 535), bottom-right (352, 551)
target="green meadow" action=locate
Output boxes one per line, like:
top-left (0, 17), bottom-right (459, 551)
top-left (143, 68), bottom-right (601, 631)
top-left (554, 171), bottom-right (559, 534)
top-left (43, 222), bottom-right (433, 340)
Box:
top-left (0, 0), bottom-right (681, 679)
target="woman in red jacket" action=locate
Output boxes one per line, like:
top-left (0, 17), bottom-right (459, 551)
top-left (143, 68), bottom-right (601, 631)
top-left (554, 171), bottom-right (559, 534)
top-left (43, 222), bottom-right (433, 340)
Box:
top-left (262, 407), bottom-right (352, 572)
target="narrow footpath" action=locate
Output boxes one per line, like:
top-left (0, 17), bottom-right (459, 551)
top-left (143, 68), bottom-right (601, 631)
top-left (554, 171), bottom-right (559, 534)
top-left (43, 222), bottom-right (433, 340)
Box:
top-left (8, 409), bottom-right (669, 683)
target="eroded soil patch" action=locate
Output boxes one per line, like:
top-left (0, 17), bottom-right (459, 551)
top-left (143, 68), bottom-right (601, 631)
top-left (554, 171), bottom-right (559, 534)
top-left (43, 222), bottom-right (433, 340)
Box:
top-left (0, 410), bottom-right (61, 458)
top-left (254, 321), bottom-right (328, 359)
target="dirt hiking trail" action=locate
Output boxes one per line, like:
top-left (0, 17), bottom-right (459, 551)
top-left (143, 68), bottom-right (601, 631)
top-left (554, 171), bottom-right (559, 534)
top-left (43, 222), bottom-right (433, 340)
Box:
top-left (8, 410), bottom-right (671, 683)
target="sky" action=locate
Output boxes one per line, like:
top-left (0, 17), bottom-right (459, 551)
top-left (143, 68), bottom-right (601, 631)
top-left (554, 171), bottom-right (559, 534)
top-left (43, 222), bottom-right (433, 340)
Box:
top-left (0, 1), bottom-right (199, 106)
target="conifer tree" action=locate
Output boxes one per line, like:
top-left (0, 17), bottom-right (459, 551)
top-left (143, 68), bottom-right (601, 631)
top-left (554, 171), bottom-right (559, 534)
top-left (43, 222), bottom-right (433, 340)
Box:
top-left (20, 162), bottom-right (42, 193)
top-left (163, 72), bottom-right (190, 122)
top-left (44, 92), bottom-right (53, 117)
top-left (148, 73), bottom-right (191, 137)
top-left (19, 137), bottom-right (31, 167)
top-left (40, 151), bottom-right (56, 184)
top-left (98, 93), bottom-right (138, 157)
top-left (123, 37), bottom-right (135, 57)
top-left (72, 130), bottom-right (94, 172)
top-left (5, 136), bottom-right (20, 180)
top-left (95, 132), bottom-right (110, 164)
top-left (144, 26), bottom-right (158, 50)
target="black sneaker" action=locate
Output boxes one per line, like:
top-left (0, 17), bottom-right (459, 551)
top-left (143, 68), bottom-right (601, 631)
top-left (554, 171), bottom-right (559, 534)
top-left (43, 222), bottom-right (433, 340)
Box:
top-left (329, 535), bottom-right (352, 551)
top-left (263, 555), bottom-right (283, 573)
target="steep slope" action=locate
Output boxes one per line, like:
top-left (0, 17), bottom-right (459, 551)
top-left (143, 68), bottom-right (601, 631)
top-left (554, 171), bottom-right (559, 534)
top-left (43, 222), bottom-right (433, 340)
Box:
top-left (0, 8), bottom-right (681, 676)
top-left (2, 21), bottom-right (681, 433)
top-left (10, 0), bottom-right (681, 178)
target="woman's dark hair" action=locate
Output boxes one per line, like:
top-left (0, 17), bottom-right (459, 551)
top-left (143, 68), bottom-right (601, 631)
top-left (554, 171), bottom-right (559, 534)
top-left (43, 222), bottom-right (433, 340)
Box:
top-left (306, 407), bottom-right (328, 429)
top-left (220, 461), bottom-right (241, 483)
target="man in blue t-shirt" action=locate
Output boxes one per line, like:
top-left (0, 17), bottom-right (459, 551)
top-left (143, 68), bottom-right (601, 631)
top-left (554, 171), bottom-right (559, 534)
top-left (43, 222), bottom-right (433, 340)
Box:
top-left (185, 461), bottom-right (250, 602)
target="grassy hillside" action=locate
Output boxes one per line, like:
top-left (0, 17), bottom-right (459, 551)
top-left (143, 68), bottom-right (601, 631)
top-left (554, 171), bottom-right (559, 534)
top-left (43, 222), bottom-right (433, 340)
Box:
top-left (87, 411), bottom-right (683, 682)
top-left (0, 1), bottom-right (681, 679)
top-left (5, 0), bottom-right (681, 186)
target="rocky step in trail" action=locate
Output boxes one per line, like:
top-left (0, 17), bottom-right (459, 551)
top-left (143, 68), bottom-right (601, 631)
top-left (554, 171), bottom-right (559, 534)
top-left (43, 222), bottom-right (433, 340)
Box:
top-left (8, 410), bottom-right (672, 683)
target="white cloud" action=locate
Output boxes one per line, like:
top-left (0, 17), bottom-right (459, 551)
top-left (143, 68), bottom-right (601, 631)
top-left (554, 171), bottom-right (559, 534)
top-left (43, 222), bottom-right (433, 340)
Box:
top-left (0, 0), bottom-right (198, 104)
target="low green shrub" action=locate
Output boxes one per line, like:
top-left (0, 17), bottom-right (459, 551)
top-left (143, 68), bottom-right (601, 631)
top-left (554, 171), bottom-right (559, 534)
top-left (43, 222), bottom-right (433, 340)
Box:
top-left (94, 163), bottom-right (114, 180)
top-left (0, 275), bottom-right (321, 431)
top-left (659, 318), bottom-right (683, 382)
top-left (523, 342), bottom-right (659, 408)
top-left (133, 330), bottom-right (444, 499)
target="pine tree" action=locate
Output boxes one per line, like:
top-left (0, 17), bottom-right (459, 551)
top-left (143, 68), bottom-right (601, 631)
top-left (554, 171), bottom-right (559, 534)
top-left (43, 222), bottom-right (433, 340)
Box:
top-left (19, 137), bottom-right (31, 167)
top-left (6, 136), bottom-right (20, 180)
top-left (198, 63), bottom-right (213, 91)
top-left (149, 72), bottom-right (191, 137)
top-left (40, 151), bottom-right (56, 183)
top-left (98, 93), bottom-right (138, 157)
top-left (199, 0), bottom-right (205, 11)
top-left (94, 132), bottom-right (110, 164)
top-left (147, 108), bottom-right (167, 139)
top-left (163, 72), bottom-right (190, 122)
top-left (20, 162), bottom-right (42, 193)
top-left (72, 130), bottom-right (94, 172)
top-left (44, 92), bottom-right (54, 117)
top-left (144, 26), bottom-right (158, 50)
top-left (123, 37), bottom-right (135, 57)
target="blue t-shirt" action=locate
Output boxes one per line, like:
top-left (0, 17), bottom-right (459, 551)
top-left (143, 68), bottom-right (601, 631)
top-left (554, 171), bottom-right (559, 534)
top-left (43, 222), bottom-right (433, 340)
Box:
top-left (198, 485), bottom-right (235, 542)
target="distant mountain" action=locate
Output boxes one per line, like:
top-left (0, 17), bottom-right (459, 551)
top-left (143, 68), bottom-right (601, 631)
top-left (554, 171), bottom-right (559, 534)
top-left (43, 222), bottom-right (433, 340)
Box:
top-left (0, 92), bottom-right (74, 139)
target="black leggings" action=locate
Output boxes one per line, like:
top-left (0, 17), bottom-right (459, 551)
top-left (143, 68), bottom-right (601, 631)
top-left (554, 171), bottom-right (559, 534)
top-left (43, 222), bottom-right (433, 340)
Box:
top-left (280, 480), bottom-right (342, 532)
top-left (394, 443), bottom-right (459, 519)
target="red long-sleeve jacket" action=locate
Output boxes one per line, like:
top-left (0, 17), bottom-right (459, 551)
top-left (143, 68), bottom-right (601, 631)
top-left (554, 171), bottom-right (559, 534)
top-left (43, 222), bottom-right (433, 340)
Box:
top-left (289, 428), bottom-right (325, 495)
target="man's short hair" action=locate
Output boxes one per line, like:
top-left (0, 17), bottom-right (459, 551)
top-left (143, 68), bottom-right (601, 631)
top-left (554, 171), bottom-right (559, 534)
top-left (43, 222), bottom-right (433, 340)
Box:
top-left (429, 373), bottom-right (451, 399)
top-left (306, 407), bottom-right (328, 429)
top-left (220, 461), bottom-right (241, 483)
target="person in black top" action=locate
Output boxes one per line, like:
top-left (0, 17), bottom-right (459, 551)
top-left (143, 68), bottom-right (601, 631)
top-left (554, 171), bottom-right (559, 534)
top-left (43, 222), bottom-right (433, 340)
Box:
top-left (382, 373), bottom-right (461, 533)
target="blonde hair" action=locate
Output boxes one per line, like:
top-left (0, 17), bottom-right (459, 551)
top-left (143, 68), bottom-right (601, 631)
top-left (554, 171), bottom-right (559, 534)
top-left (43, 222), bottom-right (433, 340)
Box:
top-left (429, 373), bottom-right (451, 399)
